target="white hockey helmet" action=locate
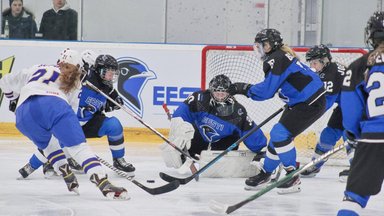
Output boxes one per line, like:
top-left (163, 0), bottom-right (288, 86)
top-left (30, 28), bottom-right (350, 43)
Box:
top-left (58, 48), bottom-right (83, 69)
top-left (81, 49), bottom-right (98, 71)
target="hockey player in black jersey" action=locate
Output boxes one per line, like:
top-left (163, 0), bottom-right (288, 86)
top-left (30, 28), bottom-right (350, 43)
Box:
top-left (230, 28), bottom-right (326, 194)
top-left (337, 11), bottom-right (384, 216)
top-left (160, 74), bottom-right (268, 174)
top-left (300, 44), bottom-right (348, 178)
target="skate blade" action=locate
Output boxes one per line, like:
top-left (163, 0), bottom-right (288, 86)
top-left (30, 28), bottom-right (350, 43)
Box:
top-left (300, 173), bottom-right (317, 178)
top-left (105, 191), bottom-right (131, 200)
top-left (277, 185), bottom-right (301, 195)
top-left (71, 188), bottom-right (80, 195)
top-left (244, 183), bottom-right (266, 191)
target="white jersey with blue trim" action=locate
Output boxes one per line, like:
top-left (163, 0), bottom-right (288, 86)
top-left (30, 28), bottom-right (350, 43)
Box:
top-left (0, 64), bottom-right (80, 110)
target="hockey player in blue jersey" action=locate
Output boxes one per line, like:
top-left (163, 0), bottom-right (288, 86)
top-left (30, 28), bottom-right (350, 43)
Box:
top-left (0, 49), bottom-right (129, 199)
top-left (76, 54), bottom-right (135, 174)
top-left (160, 74), bottom-right (267, 173)
top-left (337, 11), bottom-right (384, 216)
top-left (300, 44), bottom-right (348, 178)
top-left (230, 28), bottom-right (326, 194)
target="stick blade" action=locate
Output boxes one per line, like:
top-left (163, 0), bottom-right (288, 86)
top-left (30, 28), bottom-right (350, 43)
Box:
top-left (209, 200), bottom-right (229, 214)
top-left (159, 172), bottom-right (193, 185)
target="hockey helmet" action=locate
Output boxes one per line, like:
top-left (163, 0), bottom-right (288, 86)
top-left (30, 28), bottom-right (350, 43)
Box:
top-left (58, 48), bottom-right (83, 69)
top-left (94, 54), bottom-right (119, 86)
top-left (81, 50), bottom-right (98, 72)
top-left (365, 11), bottom-right (384, 48)
top-left (254, 28), bottom-right (283, 52)
top-left (305, 44), bottom-right (332, 62)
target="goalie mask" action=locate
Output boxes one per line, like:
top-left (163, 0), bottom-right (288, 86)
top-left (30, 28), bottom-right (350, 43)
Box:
top-left (209, 74), bottom-right (231, 103)
top-left (305, 44), bottom-right (332, 72)
top-left (94, 54), bottom-right (119, 86)
top-left (209, 74), bottom-right (235, 116)
top-left (365, 11), bottom-right (384, 49)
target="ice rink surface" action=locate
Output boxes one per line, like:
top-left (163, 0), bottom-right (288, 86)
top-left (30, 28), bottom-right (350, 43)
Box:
top-left (0, 139), bottom-right (383, 216)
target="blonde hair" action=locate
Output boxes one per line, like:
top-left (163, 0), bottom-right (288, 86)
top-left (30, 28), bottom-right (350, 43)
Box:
top-left (59, 63), bottom-right (81, 94)
top-left (367, 42), bottom-right (384, 66)
top-left (280, 44), bottom-right (298, 58)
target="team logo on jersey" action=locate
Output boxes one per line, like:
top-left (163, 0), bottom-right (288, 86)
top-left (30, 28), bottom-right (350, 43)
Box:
top-left (116, 57), bottom-right (156, 117)
top-left (0, 56), bottom-right (15, 106)
top-left (267, 59), bottom-right (275, 69)
top-left (200, 125), bottom-right (220, 143)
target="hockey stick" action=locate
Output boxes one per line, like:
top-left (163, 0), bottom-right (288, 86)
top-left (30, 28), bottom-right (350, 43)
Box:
top-left (96, 155), bottom-right (180, 195)
top-left (162, 103), bottom-right (172, 120)
top-left (159, 105), bottom-right (286, 185)
top-left (209, 141), bottom-right (348, 214)
top-left (85, 81), bottom-right (199, 177)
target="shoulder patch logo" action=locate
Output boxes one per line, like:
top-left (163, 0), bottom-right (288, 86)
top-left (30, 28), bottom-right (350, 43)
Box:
top-left (267, 59), bottom-right (275, 69)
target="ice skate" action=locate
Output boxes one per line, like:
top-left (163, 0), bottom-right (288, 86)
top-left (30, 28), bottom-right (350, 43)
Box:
top-left (113, 158), bottom-right (135, 176)
top-left (67, 157), bottom-right (83, 173)
top-left (18, 163), bottom-right (36, 179)
top-left (90, 173), bottom-right (130, 200)
top-left (58, 164), bottom-right (79, 195)
top-left (244, 170), bottom-right (271, 190)
top-left (339, 169), bottom-right (349, 182)
top-left (43, 162), bottom-right (58, 178)
top-left (300, 165), bottom-right (321, 178)
top-left (277, 169), bottom-right (301, 194)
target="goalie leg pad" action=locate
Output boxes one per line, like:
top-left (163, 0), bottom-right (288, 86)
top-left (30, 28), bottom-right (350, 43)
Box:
top-left (159, 143), bottom-right (183, 169)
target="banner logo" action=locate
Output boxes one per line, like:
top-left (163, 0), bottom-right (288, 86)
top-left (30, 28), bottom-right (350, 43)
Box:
top-left (117, 57), bottom-right (156, 117)
top-left (0, 56), bottom-right (15, 106)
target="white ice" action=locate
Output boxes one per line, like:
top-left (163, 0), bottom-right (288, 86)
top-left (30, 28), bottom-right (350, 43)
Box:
top-left (0, 140), bottom-right (383, 216)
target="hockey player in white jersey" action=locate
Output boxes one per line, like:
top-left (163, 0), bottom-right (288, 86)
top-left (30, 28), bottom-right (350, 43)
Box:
top-left (0, 49), bottom-right (129, 200)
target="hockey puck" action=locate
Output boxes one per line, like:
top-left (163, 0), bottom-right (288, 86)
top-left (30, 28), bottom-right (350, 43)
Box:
top-left (146, 180), bottom-right (155, 183)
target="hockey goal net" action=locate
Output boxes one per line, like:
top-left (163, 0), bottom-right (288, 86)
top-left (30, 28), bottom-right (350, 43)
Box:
top-left (201, 45), bottom-right (367, 166)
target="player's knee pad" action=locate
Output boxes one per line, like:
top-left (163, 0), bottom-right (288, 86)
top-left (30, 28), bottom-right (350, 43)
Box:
top-left (319, 127), bottom-right (343, 147)
top-left (270, 123), bottom-right (292, 143)
top-left (98, 117), bottom-right (123, 137)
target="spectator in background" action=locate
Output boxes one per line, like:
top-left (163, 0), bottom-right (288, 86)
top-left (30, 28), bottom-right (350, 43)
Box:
top-left (1, 0), bottom-right (38, 39)
top-left (39, 0), bottom-right (77, 40)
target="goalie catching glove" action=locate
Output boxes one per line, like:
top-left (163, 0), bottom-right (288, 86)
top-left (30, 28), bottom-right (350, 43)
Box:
top-left (159, 117), bottom-right (195, 168)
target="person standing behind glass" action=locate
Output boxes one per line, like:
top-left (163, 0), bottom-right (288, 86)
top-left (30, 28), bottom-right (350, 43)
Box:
top-left (39, 0), bottom-right (77, 40)
top-left (1, 0), bottom-right (38, 39)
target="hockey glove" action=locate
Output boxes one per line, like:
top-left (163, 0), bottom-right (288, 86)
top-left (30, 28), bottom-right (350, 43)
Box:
top-left (228, 82), bottom-right (252, 96)
top-left (9, 97), bottom-right (19, 112)
top-left (345, 130), bottom-right (358, 149)
top-left (79, 105), bottom-right (96, 118)
top-left (104, 96), bottom-right (124, 112)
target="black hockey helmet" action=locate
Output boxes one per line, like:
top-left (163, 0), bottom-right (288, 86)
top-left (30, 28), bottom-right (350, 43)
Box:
top-left (209, 74), bottom-right (232, 102)
top-left (94, 54), bottom-right (119, 86)
top-left (305, 44), bottom-right (332, 62)
top-left (365, 11), bottom-right (384, 49)
top-left (254, 28), bottom-right (283, 51)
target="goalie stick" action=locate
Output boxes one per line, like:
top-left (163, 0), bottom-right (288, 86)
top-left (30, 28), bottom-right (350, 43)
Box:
top-left (96, 156), bottom-right (180, 195)
top-left (209, 141), bottom-right (348, 214)
top-left (159, 105), bottom-right (286, 185)
top-left (85, 81), bottom-right (199, 178)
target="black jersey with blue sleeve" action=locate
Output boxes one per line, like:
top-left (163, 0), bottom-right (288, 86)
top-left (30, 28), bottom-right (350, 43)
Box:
top-left (319, 62), bottom-right (345, 110)
top-left (340, 53), bottom-right (370, 137)
top-left (172, 91), bottom-right (267, 152)
top-left (247, 49), bottom-right (324, 106)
